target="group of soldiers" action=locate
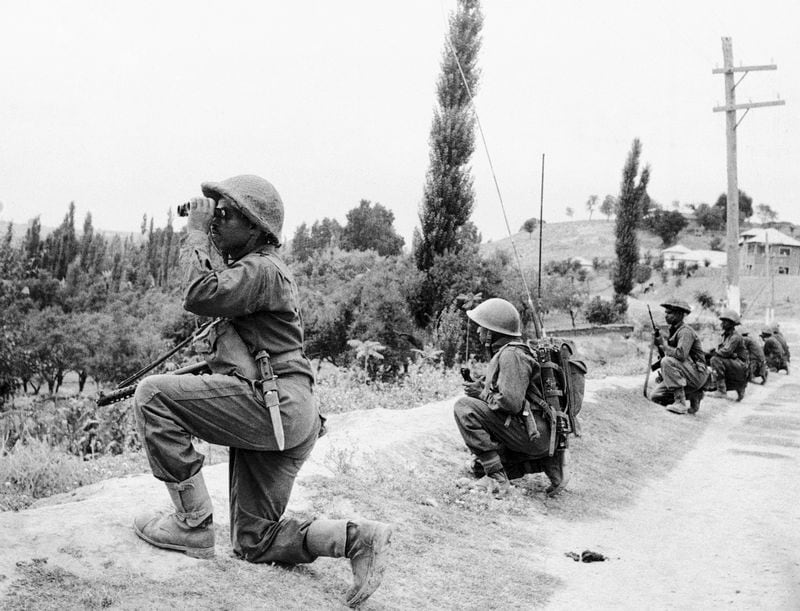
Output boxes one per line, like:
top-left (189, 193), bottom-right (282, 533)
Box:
top-left (648, 299), bottom-right (791, 415)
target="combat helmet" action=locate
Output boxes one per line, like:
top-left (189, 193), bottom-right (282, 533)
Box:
top-left (660, 298), bottom-right (692, 314)
top-left (718, 309), bottom-right (741, 325)
top-left (466, 298), bottom-right (522, 337)
top-left (201, 175), bottom-right (284, 239)
top-left (760, 326), bottom-right (773, 337)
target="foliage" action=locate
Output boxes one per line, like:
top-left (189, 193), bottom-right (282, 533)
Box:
top-left (291, 218), bottom-right (345, 262)
top-left (642, 207), bottom-right (688, 246)
top-left (693, 202), bottom-right (725, 232)
top-left (633, 263), bottom-right (652, 286)
top-left (584, 297), bottom-right (619, 325)
top-left (705, 236), bottom-right (722, 251)
top-left (755, 203), bottom-right (778, 224)
top-left (585, 195), bottom-right (598, 220)
top-left (340, 200), bottom-right (404, 256)
top-left (407, 245), bottom-right (506, 328)
top-left (613, 138), bottom-right (650, 300)
top-left (433, 304), bottom-right (465, 367)
top-left (600, 195), bottom-right (616, 220)
top-left (712, 189), bottom-right (754, 224)
top-left (539, 275), bottom-right (587, 328)
top-left (695, 290), bottom-right (717, 312)
top-left (520, 217), bottom-right (538, 237)
top-left (414, 0), bottom-right (483, 273)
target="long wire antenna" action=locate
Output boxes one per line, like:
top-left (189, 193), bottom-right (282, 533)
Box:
top-left (442, 29), bottom-right (544, 338)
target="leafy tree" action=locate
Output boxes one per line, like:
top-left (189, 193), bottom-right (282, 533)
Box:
top-left (585, 195), bottom-right (598, 220)
top-left (756, 203), bottom-right (778, 224)
top-left (41, 202), bottom-right (78, 280)
top-left (310, 218), bottom-right (342, 251)
top-left (709, 236), bottom-right (724, 251)
top-left (520, 217), bottom-right (538, 239)
top-left (341, 200), bottom-right (404, 256)
top-left (347, 339), bottom-right (385, 378)
top-left (693, 202), bottom-right (725, 232)
top-left (713, 190), bottom-right (753, 224)
top-left (291, 223), bottom-right (314, 262)
top-left (642, 208), bottom-right (688, 246)
top-left (613, 139), bottom-right (650, 307)
top-left (600, 195), bottom-right (616, 220)
top-left (584, 297), bottom-right (618, 325)
top-left (540, 276), bottom-right (586, 328)
top-left (414, 0), bottom-right (483, 273)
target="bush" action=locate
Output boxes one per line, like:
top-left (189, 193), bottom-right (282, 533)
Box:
top-left (0, 439), bottom-right (90, 510)
top-left (584, 297), bottom-right (619, 325)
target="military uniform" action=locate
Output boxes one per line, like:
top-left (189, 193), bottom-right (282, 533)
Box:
top-left (710, 328), bottom-right (748, 396)
top-left (649, 321), bottom-right (708, 407)
top-left (762, 331), bottom-right (789, 373)
top-left (133, 175), bottom-right (391, 607)
top-left (772, 326), bottom-right (791, 363)
top-left (742, 333), bottom-right (768, 384)
top-left (453, 297), bottom-right (570, 497)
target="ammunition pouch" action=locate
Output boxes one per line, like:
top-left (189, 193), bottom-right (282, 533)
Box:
top-left (192, 319), bottom-right (259, 380)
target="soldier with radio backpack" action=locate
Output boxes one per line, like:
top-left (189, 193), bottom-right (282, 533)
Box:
top-left (453, 298), bottom-right (586, 498)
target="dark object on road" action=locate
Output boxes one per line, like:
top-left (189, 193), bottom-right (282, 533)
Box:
top-left (565, 550), bottom-right (607, 562)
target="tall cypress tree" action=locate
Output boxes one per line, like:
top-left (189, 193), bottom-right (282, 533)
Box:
top-left (613, 139), bottom-right (650, 309)
top-left (414, 0), bottom-right (483, 273)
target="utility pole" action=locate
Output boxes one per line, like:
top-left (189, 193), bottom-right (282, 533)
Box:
top-left (712, 36), bottom-right (784, 315)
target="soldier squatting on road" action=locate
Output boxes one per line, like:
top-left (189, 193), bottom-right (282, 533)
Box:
top-left (131, 175), bottom-right (392, 607)
top-left (709, 309), bottom-right (748, 401)
top-left (453, 298), bottom-right (581, 498)
top-left (648, 299), bottom-right (709, 415)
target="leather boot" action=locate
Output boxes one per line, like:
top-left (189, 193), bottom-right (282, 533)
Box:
top-left (736, 386), bottom-right (746, 402)
top-left (344, 520), bottom-right (393, 608)
top-left (710, 380), bottom-right (727, 399)
top-left (134, 471), bottom-right (215, 559)
top-left (687, 390), bottom-right (703, 414)
top-left (666, 387), bottom-right (688, 414)
top-left (470, 469), bottom-right (511, 497)
top-left (543, 450), bottom-right (570, 497)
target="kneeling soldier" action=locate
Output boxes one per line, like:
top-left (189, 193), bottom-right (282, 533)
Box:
top-left (453, 298), bottom-right (569, 498)
top-left (709, 309), bottom-right (748, 401)
top-left (649, 299), bottom-right (709, 415)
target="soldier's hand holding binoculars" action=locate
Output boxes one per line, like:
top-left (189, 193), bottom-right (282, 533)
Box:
top-left (463, 379), bottom-right (483, 398)
top-left (184, 197), bottom-right (216, 232)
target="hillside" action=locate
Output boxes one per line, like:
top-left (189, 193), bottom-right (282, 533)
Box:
top-left (481, 219), bottom-right (721, 266)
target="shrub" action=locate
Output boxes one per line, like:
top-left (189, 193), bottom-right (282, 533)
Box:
top-left (585, 297), bottom-right (619, 325)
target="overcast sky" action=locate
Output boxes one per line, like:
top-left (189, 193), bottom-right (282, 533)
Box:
top-left (1, 1), bottom-right (796, 246)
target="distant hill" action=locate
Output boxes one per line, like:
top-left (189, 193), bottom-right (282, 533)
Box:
top-left (481, 219), bottom-right (722, 267)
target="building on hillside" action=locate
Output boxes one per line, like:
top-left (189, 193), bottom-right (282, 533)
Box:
top-left (660, 243), bottom-right (726, 270)
top-left (761, 221), bottom-right (798, 237)
top-left (739, 228), bottom-right (800, 275)
top-left (661, 244), bottom-right (691, 270)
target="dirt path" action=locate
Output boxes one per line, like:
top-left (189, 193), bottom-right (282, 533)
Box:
top-left (544, 368), bottom-right (800, 609)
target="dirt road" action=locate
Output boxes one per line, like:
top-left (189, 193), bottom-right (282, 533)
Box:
top-left (545, 370), bottom-right (800, 609)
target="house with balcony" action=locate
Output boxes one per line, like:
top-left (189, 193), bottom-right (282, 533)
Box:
top-left (739, 228), bottom-right (800, 275)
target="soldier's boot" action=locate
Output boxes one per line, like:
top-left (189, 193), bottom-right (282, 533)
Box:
top-left (710, 380), bottom-right (728, 399)
top-left (133, 471), bottom-right (215, 559)
top-left (470, 469), bottom-right (512, 497)
top-left (305, 519), bottom-right (393, 608)
top-left (736, 386), bottom-right (746, 402)
top-left (543, 449), bottom-right (570, 497)
top-left (687, 390), bottom-right (703, 414)
top-left (665, 387), bottom-right (688, 414)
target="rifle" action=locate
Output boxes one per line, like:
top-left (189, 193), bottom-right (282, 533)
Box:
top-left (647, 305), bottom-right (665, 371)
top-left (96, 319), bottom-right (217, 407)
top-left (643, 305), bottom-right (664, 398)
top-left (96, 361), bottom-right (210, 406)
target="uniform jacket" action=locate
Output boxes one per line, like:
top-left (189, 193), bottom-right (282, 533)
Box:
top-left (663, 322), bottom-right (705, 364)
top-left (481, 337), bottom-right (542, 415)
top-left (716, 329), bottom-right (747, 362)
top-left (181, 230), bottom-right (313, 381)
